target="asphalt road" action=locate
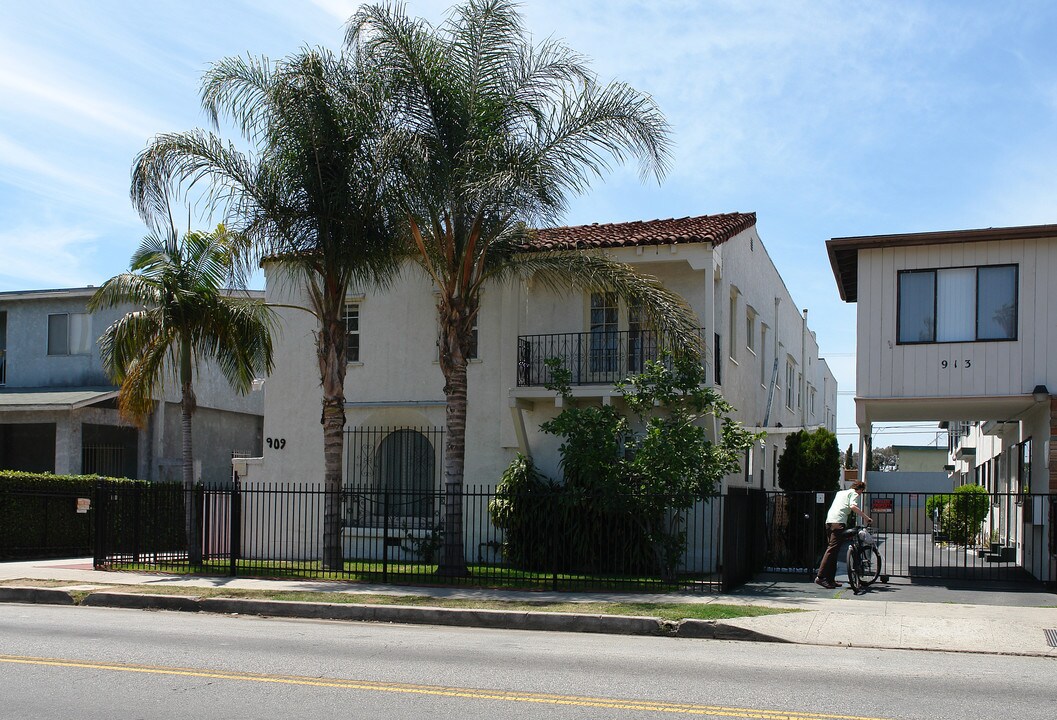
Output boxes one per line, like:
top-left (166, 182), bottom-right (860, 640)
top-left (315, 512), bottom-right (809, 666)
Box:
top-left (1, 604), bottom-right (1054, 720)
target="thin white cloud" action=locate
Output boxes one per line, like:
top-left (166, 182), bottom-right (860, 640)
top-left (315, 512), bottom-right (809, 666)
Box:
top-left (0, 224), bottom-right (101, 290)
top-left (0, 57), bottom-right (163, 142)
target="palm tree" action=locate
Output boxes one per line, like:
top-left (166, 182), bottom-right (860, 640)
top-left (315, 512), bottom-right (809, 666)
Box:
top-left (129, 47), bottom-right (404, 570)
top-left (351, 0), bottom-right (701, 575)
top-left (88, 222), bottom-right (274, 566)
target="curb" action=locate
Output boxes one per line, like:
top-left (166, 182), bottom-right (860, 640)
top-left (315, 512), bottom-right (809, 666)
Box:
top-left (0, 587), bottom-right (787, 641)
top-left (0, 586), bottom-right (76, 605)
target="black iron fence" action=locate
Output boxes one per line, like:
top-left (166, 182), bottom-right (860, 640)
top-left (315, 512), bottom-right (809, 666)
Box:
top-left (762, 490), bottom-right (1056, 586)
top-left (92, 482), bottom-right (726, 592)
top-left (516, 328), bottom-right (706, 387)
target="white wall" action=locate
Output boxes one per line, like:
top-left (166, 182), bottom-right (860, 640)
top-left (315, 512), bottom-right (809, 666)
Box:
top-left (856, 237), bottom-right (1057, 400)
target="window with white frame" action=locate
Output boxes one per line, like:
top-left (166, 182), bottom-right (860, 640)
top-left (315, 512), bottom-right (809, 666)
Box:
top-left (343, 302), bottom-right (360, 362)
top-left (785, 358), bottom-right (795, 410)
top-left (797, 371), bottom-right (802, 408)
top-left (897, 264), bottom-right (1017, 344)
top-left (589, 291), bottom-right (619, 373)
top-left (728, 288), bottom-right (738, 361)
top-left (47, 313), bottom-right (91, 356)
top-left (759, 324), bottom-right (769, 386)
top-left (745, 306), bottom-right (756, 355)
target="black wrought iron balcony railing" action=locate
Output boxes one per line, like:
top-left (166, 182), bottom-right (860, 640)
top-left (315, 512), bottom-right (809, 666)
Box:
top-left (516, 328), bottom-right (708, 387)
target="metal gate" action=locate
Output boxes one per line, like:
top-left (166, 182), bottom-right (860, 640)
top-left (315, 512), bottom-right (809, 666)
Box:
top-left (762, 490), bottom-right (1055, 586)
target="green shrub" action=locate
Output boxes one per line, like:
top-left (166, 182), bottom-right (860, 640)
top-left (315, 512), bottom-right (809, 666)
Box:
top-left (941, 484), bottom-right (990, 545)
top-left (489, 454), bottom-right (563, 570)
top-left (492, 355), bottom-right (758, 577)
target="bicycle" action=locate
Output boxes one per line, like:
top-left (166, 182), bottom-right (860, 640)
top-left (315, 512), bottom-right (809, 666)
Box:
top-left (845, 525), bottom-right (887, 593)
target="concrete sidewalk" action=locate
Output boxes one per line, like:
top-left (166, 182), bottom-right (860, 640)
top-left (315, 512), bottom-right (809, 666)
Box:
top-left (2, 558), bottom-right (1055, 657)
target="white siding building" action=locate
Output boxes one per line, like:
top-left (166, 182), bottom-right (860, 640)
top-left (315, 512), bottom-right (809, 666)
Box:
top-left (827, 223), bottom-right (1056, 582)
top-left (246, 213), bottom-right (836, 558)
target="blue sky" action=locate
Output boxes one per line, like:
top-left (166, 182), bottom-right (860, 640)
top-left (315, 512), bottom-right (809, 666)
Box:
top-left (3, 0), bottom-right (1057, 448)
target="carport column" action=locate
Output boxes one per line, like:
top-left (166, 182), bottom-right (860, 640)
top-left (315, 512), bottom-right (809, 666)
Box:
top-left (855, 398), bottom-right (871, 486)
top-left (54, 413), bottom-right (81, 475)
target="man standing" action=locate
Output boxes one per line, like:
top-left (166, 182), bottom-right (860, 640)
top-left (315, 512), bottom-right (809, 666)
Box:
top-left (815, 480), bottom-right (871, 589)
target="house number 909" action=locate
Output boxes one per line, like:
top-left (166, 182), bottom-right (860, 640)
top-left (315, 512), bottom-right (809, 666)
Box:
top-left (940, 360), bottom-right (971, 369)
top-left (266, 437), bottom-right (287, 450)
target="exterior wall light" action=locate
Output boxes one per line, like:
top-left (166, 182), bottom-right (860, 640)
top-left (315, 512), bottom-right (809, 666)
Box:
top-left (1032, 384), bottom-right (1049, 402)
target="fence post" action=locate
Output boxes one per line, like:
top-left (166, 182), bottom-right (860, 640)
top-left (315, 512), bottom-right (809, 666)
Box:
top-left (132, 483), bottom-right (142, 564)
top-left (382, 491), bottom-right (390, 584)
top-left (229, 480), bottom-right (241, 577)
top-left (92, 482), bottom-right (106, 569)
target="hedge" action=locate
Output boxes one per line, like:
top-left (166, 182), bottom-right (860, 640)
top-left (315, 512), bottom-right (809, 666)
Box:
top-left (0, 470), bottom-right (147, 559)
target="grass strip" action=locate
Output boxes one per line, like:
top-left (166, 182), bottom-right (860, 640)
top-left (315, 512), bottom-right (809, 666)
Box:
top-left (0, 578), bottom-right (796, 621)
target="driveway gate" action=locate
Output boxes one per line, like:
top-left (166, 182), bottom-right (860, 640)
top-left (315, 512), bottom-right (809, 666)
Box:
top-left (762, 490), bottom-right (1055, 587)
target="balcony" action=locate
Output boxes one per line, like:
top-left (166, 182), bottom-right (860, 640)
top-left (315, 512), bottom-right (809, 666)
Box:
top-left (516, 329), bottom-right (708, 387)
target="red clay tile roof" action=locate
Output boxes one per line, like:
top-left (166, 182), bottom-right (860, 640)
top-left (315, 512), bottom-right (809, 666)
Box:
top-left (525, 212), bottom-right (756, 251)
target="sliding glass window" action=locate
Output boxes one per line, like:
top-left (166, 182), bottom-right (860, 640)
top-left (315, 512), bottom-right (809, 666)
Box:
top-left (897, 264), bottom-right (1017, 344)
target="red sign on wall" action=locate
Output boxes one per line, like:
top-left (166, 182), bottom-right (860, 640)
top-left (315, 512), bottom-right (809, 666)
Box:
top-left (870, 498), bottom-right (894, 514)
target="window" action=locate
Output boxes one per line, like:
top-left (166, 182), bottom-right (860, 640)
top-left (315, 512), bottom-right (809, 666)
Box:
top-left (744, 446), bottom-right (753, 483)
top-left (797, 372), bottom-right (802, 408)
top-left (374, 429), bottom-right (435, 520)
top-left (713, 332), bottom-right (722, 385)
top-left (809, 386), bottom-right (817, 416)
top-left (47, 313), bottom-right (91, 356)
top-left (745, 307), bottom-right (756, 354)
top-left (343, 303), bottom-right (360, 362)
top-left (728, 289), bottom-right (738, 361)
top-left (589, 291), bottom-right (619, 373)
top-left (897, 265), bottom-right (1017, 344)
top-left (785, 359), bottom-right (795, 410)
top-left (759, 324), bottom-right (769, 386)
top-left (627, 301), bottom-right (654, 372)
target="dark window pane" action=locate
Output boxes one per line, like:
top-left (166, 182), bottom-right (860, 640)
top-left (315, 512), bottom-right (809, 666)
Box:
top-left (898, 272), bottom-right (935, 343)
top-left (47, 314), bottom-right (69, 355)
top-left (977, 265), bottom-right (1017, 340)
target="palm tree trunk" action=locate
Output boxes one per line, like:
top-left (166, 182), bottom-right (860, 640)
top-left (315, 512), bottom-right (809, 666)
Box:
top-left (319, 299), bottom-right (348, 572)
top-left (321, 396), bottom-right (345, 571)
top-left (180, 342), bottom-right (201, 566)
top-left (437, 355), bottom-right (469, 577)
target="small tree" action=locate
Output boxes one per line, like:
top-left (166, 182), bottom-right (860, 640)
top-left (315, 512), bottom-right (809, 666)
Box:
top-left (89, 222), bottom-right (274, 565)
top-left (844, 444), bottom-right (855, 469)
top-left (941, 485), bottom-right (990, 545)
top-left (777, 428), bottom-right (841, 492)
top-left (492, 355), bottom-right (757, 576)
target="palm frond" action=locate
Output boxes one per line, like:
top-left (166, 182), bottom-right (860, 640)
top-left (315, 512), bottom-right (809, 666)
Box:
top-left (87, 274), bottom-right (163, 313)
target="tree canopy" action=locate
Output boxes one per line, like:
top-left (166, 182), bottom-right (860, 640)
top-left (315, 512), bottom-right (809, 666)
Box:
top-left (777, 427), bottom-right (841, 492)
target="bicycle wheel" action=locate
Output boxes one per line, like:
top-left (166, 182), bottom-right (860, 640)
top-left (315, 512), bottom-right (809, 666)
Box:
top-left (858, 547), bottom-right (882, 587)
top-left (846, 545), bottom-right (861, 592)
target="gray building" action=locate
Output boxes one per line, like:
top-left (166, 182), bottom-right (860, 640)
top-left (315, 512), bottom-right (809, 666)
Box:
top-left (0, 287), bottom-right (264, 482)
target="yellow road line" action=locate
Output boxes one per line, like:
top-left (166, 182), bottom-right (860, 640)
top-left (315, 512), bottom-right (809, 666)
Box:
top-left (0, 654), bottom-right (891, 720)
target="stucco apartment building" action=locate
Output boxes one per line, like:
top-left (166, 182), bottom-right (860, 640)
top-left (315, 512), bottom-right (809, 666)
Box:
top-left (827, 223), bottom-right (1057, 582)
top-left (0, 287), bottom-right (264, 483)
top-left (244, 213), bottom-right (836, 557)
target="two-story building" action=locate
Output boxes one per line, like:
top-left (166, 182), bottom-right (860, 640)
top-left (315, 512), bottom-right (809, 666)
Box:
top-left (827, 223), bottom-right (1056, 582)
top-left (0, 287), bottom-right (264, 482)
top-left (245, 212), bottom-right (836, 559)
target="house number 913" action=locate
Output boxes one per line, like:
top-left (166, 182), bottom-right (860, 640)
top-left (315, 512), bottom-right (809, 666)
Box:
top-left (940, 360), bottom-right (971, 369)
top-left (266, 437), bottom-right (287, 449)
